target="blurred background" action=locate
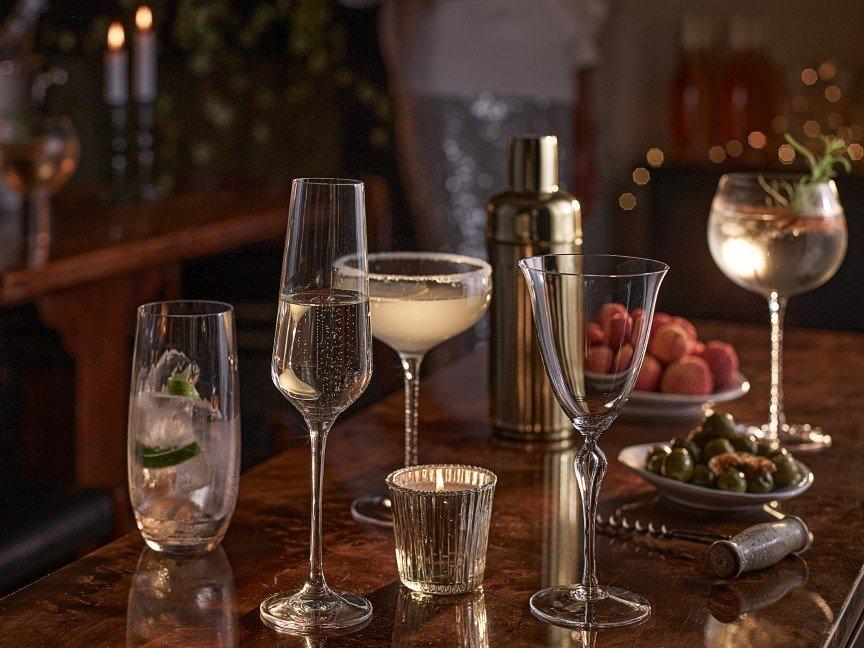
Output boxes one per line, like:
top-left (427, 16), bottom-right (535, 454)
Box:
top-left (0, 0), bottom-right (861, 593)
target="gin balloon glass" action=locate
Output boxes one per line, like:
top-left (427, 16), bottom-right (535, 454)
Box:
top-left (348, 252), bottom-right (492, 527)
top-left (520, 254), bottom-right (667, 629)
top-left (708, 173), bottom-right (847, 451)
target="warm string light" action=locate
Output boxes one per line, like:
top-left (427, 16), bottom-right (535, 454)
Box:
top-left (107, 22), bottom-right (125, 50)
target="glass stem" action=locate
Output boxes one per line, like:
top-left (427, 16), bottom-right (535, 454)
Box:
top-left (767, 293), bottom-right (788, 441)
top-left (305, 418), bottom-right (333, 596)
top-left (400, 353), bottom-right (424, 468)
top-left (25, 189), bottom-right (52, 267)
top-left (574, 435), bottom-right (607, 600)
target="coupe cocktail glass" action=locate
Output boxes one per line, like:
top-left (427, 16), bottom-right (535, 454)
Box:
top-left (708, 173), bottom-right (847, 451)
top-left (520, 254), bottom-right (667, 629)
top-left (348, 252), bottom-right (491, 527)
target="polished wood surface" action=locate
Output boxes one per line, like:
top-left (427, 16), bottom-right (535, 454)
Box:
top-left (1, 321), bottom-right (862, 647)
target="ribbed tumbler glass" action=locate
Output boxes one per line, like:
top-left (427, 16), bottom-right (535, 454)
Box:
top-left (387, 464), bottom-right (496, 595)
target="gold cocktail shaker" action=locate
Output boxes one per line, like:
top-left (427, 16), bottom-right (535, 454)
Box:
top-left (486, 135), bottom-right (582, 441)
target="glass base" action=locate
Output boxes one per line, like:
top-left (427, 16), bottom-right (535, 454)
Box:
top-left (747, 422), bottom-right (832, 453)
top-left (260, 588), bottom-right (372, 634)
top-left (529, 585), bottom-right (651, 629)
top-left (350, 495), bottom-right (393, 528)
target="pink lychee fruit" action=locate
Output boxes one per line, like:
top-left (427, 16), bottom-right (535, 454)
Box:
top-left (586, 345), bottom-right (614, 373)
top-left (635, 353), bottom-right (663, 392)
top-left (660, 356), bottom-right (714, 395)
top-left (648, 324), bottom-right (691, 364)
top-left (700, 340), bottom-right (740, 388)
top-left (598, 303), bottom-right (629, 330)
top-left (690, 339), bottom-right (705, 355)
top-left (613, 344), bottom-right (634, 371)
top-left (670, 316), bottom-right (698, 340)
top-left (587, 322), bottom-right (605, 346)
top-left (603, 313), bottom-right (633, 350)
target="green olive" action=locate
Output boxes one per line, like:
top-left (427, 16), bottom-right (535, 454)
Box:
top-left (661, 448), bottom-right (694, 482)
top-left (690, 463), bottom-right (715, 488)
top-left (646, 445), bottom-right (672, 474)
top-left (702, 412), bottom-right (738, 440)
top-left (747, 471), bottom-right (774, 493)
top-left (730, 433), bottom-right (759, 454)
top-left (773, 456), bottom-right (798, 488)
top-left (703, 437), bottom-right (735, 461)
top-left (716, 468), bottom-right (747, 492)
top-left (688, 426), bottom-right (715, 448)
top-left (670, 436), bottom-right (702, 464)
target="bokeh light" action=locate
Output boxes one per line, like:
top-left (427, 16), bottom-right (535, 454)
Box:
top-left (646, 148), bottom-right (664, 167)
top-left (801, 68), bottom-right (818, 85)
top-left (747, 131), bottom-right (767, 149)
top-left (708, 145), bottom-right (726, 163)
top-left (619, 193), bottom-right (636, 211)
top-left (778, 144), bottom-right (795, 164)
top-left (803, 120), bottom-right (821, 138)
top-left (828, 112), bottom-right (844, 130)
top-left (825, 85), bottom-right (842, 103)
top-left (632, 167), bottom-right (650, 185)
top-left (851, 125), bottom-right (864, 141)
top-left (819, 60), bottom-right (837, 80)
top-left (792, 96), bottom-right (808, 113)
top-left (725, 140), bottom-right (743, 157)
top-left (848, 143), bottom-right (864, 161)
top-left (771, 116), bottom-right (789, 134)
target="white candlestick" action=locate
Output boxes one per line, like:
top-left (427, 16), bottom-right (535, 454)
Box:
top-left (133, 6), bottom-right (157, 104)
top-left (104, 22), bottom-right (128, 106)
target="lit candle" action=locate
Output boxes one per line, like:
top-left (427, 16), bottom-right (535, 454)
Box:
top-left (133, 6), bottom-right (157, 104)
top-left (103, 22), bottom-right (128, 106)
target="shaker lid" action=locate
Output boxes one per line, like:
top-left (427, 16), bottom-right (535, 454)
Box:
top-left (509, 135), bottom-right (558, 193)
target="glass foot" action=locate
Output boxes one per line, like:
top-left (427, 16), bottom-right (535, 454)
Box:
top-left (260, 588), bottom-right (372, 634)
top-left (746, 422), bottom-right (832, 453)
top-left (529, 585), bottom-right (651, 629)
top-left (350, 495), bottom-right (393, 528)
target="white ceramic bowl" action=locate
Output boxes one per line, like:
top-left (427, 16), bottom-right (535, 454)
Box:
top-left (617, 443), bottom-right (814, 511)
top-left (624, 372), bottom-right (750, 419)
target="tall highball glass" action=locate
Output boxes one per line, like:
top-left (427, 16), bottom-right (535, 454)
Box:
top-left (260, 178), bottom-right (373, 633)
top-left (708, 173), bottom-right (847, 451)
top-left (520, 254), bottom-right (667, 629)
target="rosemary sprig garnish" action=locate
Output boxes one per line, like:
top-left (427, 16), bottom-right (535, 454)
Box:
top-left (758, 133), bottom-right (851, 212)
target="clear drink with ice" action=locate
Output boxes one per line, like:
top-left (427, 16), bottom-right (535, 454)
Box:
top-left (128, 303), bottom-right (240, 554)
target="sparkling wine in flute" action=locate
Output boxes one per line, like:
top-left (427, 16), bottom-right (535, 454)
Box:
top-left (708, 205), bottom-right (847, 298)
top-left (273, 289), bottom-right (372, 420)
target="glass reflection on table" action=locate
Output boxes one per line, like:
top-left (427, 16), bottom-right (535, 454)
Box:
top-left (126, 547), bottom-right (236, 647)
top-left (392, 587), bottom-right (488, 647)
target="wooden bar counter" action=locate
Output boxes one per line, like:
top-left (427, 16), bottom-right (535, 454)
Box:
top-left (1, 321), bottom-right (862, 646)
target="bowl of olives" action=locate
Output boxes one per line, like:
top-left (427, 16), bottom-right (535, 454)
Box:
top-left (618, 412), bottom-right (814, 511)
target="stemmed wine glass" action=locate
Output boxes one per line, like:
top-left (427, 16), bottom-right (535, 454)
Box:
top-left (348, 252), bottom-right (492, 527)
top-left (520, 254), bottom-right (667, 629)
top-left (708, 173), bottom-right (847, 451)
top-left (0, 113), bottom-right (79, 267)
top-left (260, 178), bottom-right (373, 633)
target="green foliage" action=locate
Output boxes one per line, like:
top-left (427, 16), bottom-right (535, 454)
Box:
top-left (759, 133), bottom-right (852, 213)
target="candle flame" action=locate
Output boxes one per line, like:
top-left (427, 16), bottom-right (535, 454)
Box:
top-left (435, 471), bottom-right (444, 492)
top-left (135, 6), bottom-right (153, 30)
top-left (107, 22), bottom-right (125, 50)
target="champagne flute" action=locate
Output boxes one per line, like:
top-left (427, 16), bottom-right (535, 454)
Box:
top-left (260, 178), bottom-right (373, 633)
top-left (347, 252), bottom-right (491, 527)
top-left (708, 173), bottom-right (847, 451)
top-left (520, 254), bottom-right (667, 629)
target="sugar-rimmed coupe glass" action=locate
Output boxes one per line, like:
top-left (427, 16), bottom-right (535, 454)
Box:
top-left (260, 178), bottom-right (373, 633)
top-left (520, 254), bottom-right (667, 629)
top-left (347, 252), bottom-right (492, 527)
top-left (708, 173), bottom-right (847, 451)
